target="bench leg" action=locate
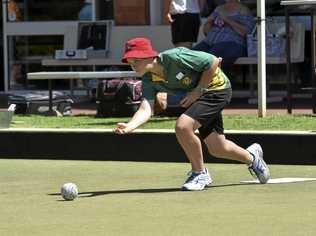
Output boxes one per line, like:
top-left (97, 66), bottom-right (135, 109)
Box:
top-left (249, 65), bottom-right (255, 97)
top-left (48, 80), bottom-right (53, 112)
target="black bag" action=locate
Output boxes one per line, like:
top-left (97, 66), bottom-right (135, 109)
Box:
top-left (8, 91), bottom-right (73, 116)
top-left (96, 79), bottom-right (142, 117)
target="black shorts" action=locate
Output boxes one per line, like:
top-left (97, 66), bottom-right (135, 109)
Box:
top-left (184, 88), bottom-right (232, 139)
top-left (171, 13), bottom-right (200, 44)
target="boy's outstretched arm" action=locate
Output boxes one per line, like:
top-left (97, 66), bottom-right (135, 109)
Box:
top-left (113, 99), bottom-right (153, 134)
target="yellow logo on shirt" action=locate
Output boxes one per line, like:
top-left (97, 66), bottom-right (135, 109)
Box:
top-left (209, 67), bottom-right (225, 89)
top-left (181, 77), bottom-right (192, 86)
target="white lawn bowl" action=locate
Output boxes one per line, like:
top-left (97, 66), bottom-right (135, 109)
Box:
top-left (61, 183), bottom-right (79, 200)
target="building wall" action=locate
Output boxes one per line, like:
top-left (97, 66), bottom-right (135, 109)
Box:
top-left (1, 0), bottom-right (172, 91)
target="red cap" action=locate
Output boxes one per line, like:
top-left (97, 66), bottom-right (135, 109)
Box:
top-left (122, 38), bottom-right (158, 63)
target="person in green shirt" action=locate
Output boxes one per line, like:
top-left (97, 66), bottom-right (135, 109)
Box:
top-left (114, 37), bottom-right (270, 191)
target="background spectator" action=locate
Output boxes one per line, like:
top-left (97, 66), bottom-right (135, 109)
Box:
top-left (167, 0), bottom-right (206, 48)
top-left (193, 0), bottom-right (255, 69)
top-left (8, 0), bottom-right (23, 22)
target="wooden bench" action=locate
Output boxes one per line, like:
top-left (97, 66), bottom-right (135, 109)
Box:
top-left (234, 56), bottom-right (304, 102)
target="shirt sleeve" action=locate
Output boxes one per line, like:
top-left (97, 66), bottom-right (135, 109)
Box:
top-left (141, 73), bottom-right (156, 101)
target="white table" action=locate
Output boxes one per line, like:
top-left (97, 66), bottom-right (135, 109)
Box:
top-left (281, 0), bottom-right (316, 6)
top-left (41, 58), bottom-right (128, 96)
top-left (27, 71), bottom-right (137, 80)
top-left (42, 58), bottom-right (125, 67)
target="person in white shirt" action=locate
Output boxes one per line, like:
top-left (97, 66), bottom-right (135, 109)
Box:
top-left (167, 0), bottom-right (206, 48)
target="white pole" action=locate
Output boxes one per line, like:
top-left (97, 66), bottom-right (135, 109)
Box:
top-left (2, 0), bottom-right (9, 92)
top-left (257, 0), bottom-right (266, 117)
top-left (150, 0), bottom-right (162, 25)
top-left (91, 0), bottom-right (96, 21)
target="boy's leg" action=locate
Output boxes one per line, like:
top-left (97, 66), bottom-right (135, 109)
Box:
top-left (176, 89), bottom-right (230, 191)
top-left (175, 114), bottom-right (204, 171)
top-left (203, 132), bottom-right (253, 164)
top-left (175, 114), bottom-right (212, 191)
top-left (204, 132), bottom-right (270, 183)
top-left (179, 88), bottom-right (269, 185)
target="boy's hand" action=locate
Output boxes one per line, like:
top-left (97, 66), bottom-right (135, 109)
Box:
top-left (113, 123), bottom-right (133, 135)
top-left (180, 90), bottom-right (201, 108)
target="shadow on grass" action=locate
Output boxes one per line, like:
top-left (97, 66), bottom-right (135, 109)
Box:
top-left (293, 114), bottom-right (316, 118)
top-left (85, 121), bottom-right (124, 126)
top-left (48, 182), bottom-right (255, 199)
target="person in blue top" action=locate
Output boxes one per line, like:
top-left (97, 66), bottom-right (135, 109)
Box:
top-left (114, 37), bottom-right (270, 191)
top-left (193, 0), bottom-right (255, 67)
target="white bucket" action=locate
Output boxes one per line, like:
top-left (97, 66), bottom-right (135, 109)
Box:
top-left (0, 111), bottom-right (14, 128)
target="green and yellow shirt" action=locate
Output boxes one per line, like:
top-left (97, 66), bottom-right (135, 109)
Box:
top-left (142, 47), bottom-right (231, 101)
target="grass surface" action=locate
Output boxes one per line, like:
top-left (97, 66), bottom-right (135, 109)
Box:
top-left (1, 159), bottom-right (316, 235)
top-left (10, 113), bottom-right (316, 130)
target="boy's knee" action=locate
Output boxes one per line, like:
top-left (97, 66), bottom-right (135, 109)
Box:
top-left (175, 119), bottom-right (193, 136)
top-left (175, 122), bottom-right (189, 135)
top-left (175, 114), bottom-right (197, 137)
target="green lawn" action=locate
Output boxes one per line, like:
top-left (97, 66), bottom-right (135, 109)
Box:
top-left (0, 159), bottom-right (316, 236)
top-left (10, 113), bottom-right (316, 131)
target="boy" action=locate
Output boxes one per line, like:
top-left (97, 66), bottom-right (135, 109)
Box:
top-left (114, 37), bottom-right (270, 191)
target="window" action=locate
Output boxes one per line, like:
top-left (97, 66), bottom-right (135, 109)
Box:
top-left (8, 36), bottom-right (63, 89)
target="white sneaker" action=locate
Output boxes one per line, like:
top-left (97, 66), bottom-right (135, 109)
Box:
top-left (182, 168), bottom-right (213, 191)
top-left (247, 143), bottom-right (270, 184)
